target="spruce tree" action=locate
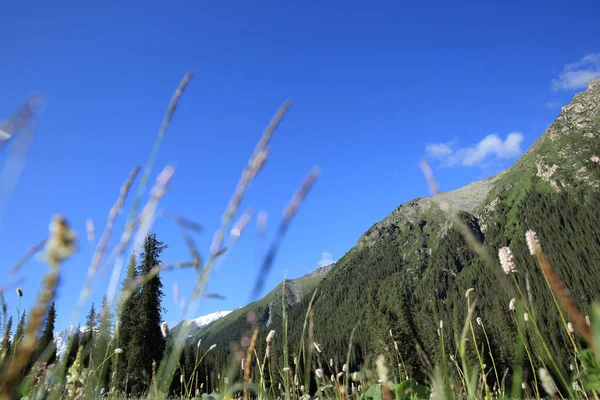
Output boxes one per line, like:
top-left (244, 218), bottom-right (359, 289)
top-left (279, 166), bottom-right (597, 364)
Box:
top-left (1, 316), bottom-right (13, 355)
top-left (64, 326), bottom-right (81, 371)
top-left (127, 233), bottom-right (167, 395)
top-left (14, 312), bottom-right (25, 351)
top-left (80, 302), bottom-right (96, 368)
top-left (93, 295), bottom-right (114, 394)
top-left (37, 301), bottom-right (57, 364)
top-left (114, 252), bottom-right (140, 393)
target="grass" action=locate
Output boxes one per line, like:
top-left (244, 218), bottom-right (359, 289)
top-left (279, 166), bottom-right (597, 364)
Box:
top-left (1, 76), bottom-right (600, 400)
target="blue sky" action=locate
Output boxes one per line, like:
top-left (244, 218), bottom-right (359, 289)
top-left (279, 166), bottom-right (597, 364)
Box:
top-left (1, 1), bottom-right (599, 331)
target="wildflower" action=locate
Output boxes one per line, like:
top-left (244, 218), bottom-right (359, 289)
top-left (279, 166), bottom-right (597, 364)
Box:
top-left (394, 341), bottom-right (398, 351)
top-left (279, 383), bottom-right (282, 391)
top-left (568, 322), bottom-right (574, 334)
top-left (439, 320), bottom-right (443, 329)
top-left (499, 247), bottom-right (517, 274)
top-left (337, 372), bottom-right (344, 379)
top-left (376, 355), bottom-right (389, 386)
top-left (342, 363), bottom-right (348, 372)
top-left (197, 339), bottom-right (202, 348)
top-left (294, 375), bottom-right (299, 386)
top-left (293, 356), bottom-right (297, 365)
top-left (313, 342), bottom-right (321, 353)
top-left (586, 315), bottom-right (591, 327)
top-left (538, 368), bottom-right (557, 396)
top-left (573, 381), bottom-right (581, 391)
top-left (266, 329), bottom-right (276, 344)
top-left (476, 317), bottom-right (482, 326)
top-left (209, 344), bottom-right (217, 351)
top-left (525, 230), bottom-right (540, 255)
top-left (241, 358), bottom-right (245, 370)
top-left (465, 288), bottom-right (474, 297)
top-left (16, 288), bottom-right (23, 297)
top-left (437, 328), bottom-right (440, 337)
top-left (449, 355), bottom-right (455, 362)
top-left (521, 382), bottom-right (526, 390)
top-left (570, 364), bottom-right (574, 371)
top-left (389, 329), bottom-right (393, 338)
top-left (330, 358), bottom-right (333, 367)
top-left (524, 313), bottom-right (529, 322)
top-left (114, 348), bottom-right (123, 354)
top-left (161, 321), bottom-right (169, 338)
top-left (331, 375), bottom-right (334, 382)
top-left (282, 367), bottom-right (290, 372)
top-left (300, 385), bottom-right (305, 393)
top-left (180, 375), bottom-right (184, 384)
top-left (358, 384), bottom-right (362, 392)
top-left (352, 372), bottom-right (359, 381)
top-left (509, 298), bottom-right (516, 311)
top-left (315, 369), bottom-right (324, 379)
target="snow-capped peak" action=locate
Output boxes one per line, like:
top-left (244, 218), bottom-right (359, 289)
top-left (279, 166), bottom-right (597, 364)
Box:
top-left (183, 310), bottom-right (231, 328)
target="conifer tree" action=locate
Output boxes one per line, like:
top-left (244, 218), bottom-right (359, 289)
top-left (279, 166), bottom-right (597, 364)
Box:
top-left (1, 316), bottom-right (13, 355)
top-left (93, 295), bottom-right (114, 393)
top-left (114, 252), bottom-right (139, 393)
top-left (80, 302), bottom-right (96, 368)
top-left (126, 233), bottom-right (167, 395)
top-left (37, 301), bottom-right (57, 364)
top-left (64, 326), bottom-right (81, 371)
top-left (14, 312), bottom-right (26, 351)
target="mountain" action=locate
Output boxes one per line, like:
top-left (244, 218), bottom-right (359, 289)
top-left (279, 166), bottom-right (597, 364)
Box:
top-left (180, 79), bottom-right (600, 390)
top-left (191, 263), bottom-right (333, 347)
top-left (54, 325), bottom-right (86, 360)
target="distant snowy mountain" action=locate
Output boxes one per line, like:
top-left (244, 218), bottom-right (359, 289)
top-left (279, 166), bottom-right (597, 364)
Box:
top-left (54, 325), bottom-right (85, 360)
top-left (181, 310), bottom-right (231, 328)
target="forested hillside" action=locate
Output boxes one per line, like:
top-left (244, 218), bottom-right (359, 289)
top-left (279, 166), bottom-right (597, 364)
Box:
top-left (183, 79), bottom-right (600, 391)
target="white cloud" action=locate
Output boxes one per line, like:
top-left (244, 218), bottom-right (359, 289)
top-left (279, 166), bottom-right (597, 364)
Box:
top-left (551, 53), bottom-right (600, 91)
top-left (425, 132), bottom-right (524, 167)
top-left (317, 250), bottom-right (334, 268)
top-left (545, 101), bottom-right (562, 109)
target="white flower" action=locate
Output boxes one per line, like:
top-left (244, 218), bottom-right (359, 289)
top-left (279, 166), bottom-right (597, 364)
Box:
top-left (352, 372), bottom-right (359, 381)
top-left (465, 288), bottom-right (474, 297)
top-left (313, 342), bottom-right (321, 353)
top-left (439, 320), bottom-right (443, 329)
top-left (586, 315), bottom-right (591, 327)
top-left (315, 369), bottom-right (324, 379)
top-left (568, 322), bottom-right (574, 334)
top-left (266, 330), bottom-right (276, 344)
top-left (209, 344), bottom-right (217, 351)
top-left (329, 358), bottom-right (333, 367)
top-left (114, 348), bottom-right (123, 354)
top-left (241, 358), bottom-right (245, 370)
top-left (160, 321), bottom-right (169, 338)
top-left (342, 363), bottom-right (348, 372)
top-left (197, 339), bottom-right (202, 348)
top-left (499, 247), bottom-right (517, 274)
top-left (521, 382), bottom-right (526, 390)
top-left (509, 298), bottom-right (516, 311)
top-left (525, 230), bottom-right (540, 255)
top-left (524, 313), bottom-right (529, 322)
top-left (331, 375), bottom-right (335, 382)
top-left (476, 317), bottom-right (482, 326)
top-left (389, 329), bottom-right (393, 338)
top-left (283, 367), bottom-right (290, 372)
top-left (570, 363), bottom-right (574, 371)
top-left (573, 381), bottom-right (581, 391)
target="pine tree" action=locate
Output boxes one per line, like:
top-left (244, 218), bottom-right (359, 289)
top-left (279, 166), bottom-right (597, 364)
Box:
top-left (37, 301), bottom-right (57, 365)
top-left (64, 326), bottom-right (81, 371)
top-left (2, 316), bottom-right (13, 355)
top-left (14, 312), bottom-right (26, 351)
top-left (91, 295), bottom-right (114, 394)
top-left (126, 233), bottom-right (167, 395)
top-left (80, 302), bottom-right (96, 368)
top-left (114, 252), bottom-right (140, 393)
